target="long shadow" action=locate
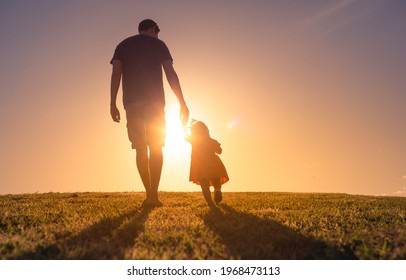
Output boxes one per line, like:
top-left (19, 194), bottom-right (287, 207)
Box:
top-left (201, 205), bottom-right (356, 259)
top-left (16, 206), bottom-right (153, 259)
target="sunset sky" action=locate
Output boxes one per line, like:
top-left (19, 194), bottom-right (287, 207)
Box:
top-left (1, 0), bottom-right (405, 196)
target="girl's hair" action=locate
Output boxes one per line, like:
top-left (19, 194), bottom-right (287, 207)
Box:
top-left (189, 120), bottom-right (210, 140)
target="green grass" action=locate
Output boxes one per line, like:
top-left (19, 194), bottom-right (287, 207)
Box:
top-left (0, 192), bottom-right (404, 259)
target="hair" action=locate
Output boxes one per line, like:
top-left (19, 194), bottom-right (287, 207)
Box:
top-left (190, 120), bottom-right (210, 141)
top-left (138, 19), bottom-right (160, 33)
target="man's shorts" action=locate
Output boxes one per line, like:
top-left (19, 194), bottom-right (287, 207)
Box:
top-left (125, 102), bottom-right (166, 150)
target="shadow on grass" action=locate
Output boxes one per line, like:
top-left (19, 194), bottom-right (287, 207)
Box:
top-left (202, 205), bottom-right (356, 259)
top-left (16, 206), bottom-right (153, 259)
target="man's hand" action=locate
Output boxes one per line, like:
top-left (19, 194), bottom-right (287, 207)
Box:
top-left (180, 105), bottom-right (189, 127)
top-left (110, 60), bottom-right (122, 123)
top-left (110, 105), bottom-right (121, 123)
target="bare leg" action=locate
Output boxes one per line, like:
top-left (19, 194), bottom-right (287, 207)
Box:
top-left (149, 145), bottom-right (163, 205)
top-left (212, 178), bottom-right (222, 204)
top-left (136, 147), bottom-right (151, 199)
top-left (200, 179), bottom-right (215, 207)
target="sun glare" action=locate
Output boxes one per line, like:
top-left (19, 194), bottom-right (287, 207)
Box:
top-left (164, 106), bottom-right (190, 157)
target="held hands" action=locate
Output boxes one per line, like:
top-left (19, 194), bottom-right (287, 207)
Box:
top-left (110, 104), bottom-right (121, 123)
top-left (180, 104), bottom-right (189, 127)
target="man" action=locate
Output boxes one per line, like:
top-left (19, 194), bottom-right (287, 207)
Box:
top-left (110, 19), bottom-right (189, 207)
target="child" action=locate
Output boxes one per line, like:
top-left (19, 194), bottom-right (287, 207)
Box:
top-left (185, 119), bottom-right (229, 206)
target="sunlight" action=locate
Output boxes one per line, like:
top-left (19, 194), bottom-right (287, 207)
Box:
top-left (227, 118), bottom-right (239, 129)
top-left (161, 104), bottom-right (191, 190)
top-left (164, 105), bottom-right (190, 157)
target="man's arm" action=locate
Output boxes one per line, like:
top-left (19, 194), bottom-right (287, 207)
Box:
top-left (110, 59), bottom-right (122, 122)
top-left (162, 60), bottom-right (189, 126)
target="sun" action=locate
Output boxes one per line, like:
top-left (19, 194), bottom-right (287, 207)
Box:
top-left (164, 105), bottom-right (190, 157)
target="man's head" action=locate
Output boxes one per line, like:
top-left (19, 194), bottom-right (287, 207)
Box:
top-left (138, 19), bottom-right (160, 38)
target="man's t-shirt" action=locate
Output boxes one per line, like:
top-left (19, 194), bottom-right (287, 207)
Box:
top-left (110, 34), bottom-right (173, 108)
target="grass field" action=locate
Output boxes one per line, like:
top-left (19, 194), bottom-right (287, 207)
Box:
top-left (0, 192), bottom-right (404, 260)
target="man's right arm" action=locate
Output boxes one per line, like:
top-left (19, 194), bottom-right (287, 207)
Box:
top-left (162, 60), bottom-right (189, 126)
top-left (110, 59), bottom-right (122, 122)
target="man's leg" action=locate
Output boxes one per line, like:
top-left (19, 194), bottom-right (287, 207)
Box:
top-left (126, 103), bottom-right (152, 202)
top-left (136, 147), bottom-right (151, 200)
top-left (149, 145), bottom-right (163, 205)
top-left (143, 103), bottom-right (166, 206)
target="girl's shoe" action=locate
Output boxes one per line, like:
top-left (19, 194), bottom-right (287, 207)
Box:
top-left (214, 189), bottom-right (222, 205)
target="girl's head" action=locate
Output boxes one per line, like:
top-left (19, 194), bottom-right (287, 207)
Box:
top-left (189, 120), bottom-right (210, 140)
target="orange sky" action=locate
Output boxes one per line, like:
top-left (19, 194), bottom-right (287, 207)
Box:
top-left (1, 0), bottom-right (406, 196)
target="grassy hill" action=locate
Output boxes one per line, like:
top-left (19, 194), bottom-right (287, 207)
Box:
top-left (0, 192), bottom-right (404, 259)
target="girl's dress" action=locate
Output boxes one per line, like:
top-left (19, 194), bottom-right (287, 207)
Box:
top-left (189, 137), bottom-right (229, 186)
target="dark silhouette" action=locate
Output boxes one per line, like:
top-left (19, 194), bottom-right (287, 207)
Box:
top-left (185, 120), bottom-right (229, 206)
top-left (110, 19), bottom-right (189, 207)
top-left (201, 205), bottom-right (356, 259)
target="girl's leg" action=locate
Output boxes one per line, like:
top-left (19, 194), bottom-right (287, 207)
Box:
top-left (200, 179), bottom-right (215, 206)
top-left (212, 178), bottom-right (222, 204)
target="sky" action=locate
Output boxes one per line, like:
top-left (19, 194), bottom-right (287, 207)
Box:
top-left (1, 0), bottom-right (405, 196)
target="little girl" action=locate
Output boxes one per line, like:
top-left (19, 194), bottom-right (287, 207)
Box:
top-left (185, 119), bottom-right (229, 206)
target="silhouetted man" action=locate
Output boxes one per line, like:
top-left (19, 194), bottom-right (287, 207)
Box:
top-left (110, 19), bottom-right (189, 207)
